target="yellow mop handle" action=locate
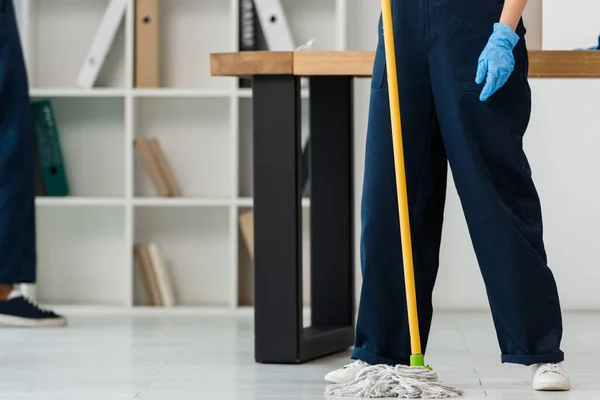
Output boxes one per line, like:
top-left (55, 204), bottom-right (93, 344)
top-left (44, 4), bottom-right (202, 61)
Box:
top-left (380, 0), bottom-right (422, 358)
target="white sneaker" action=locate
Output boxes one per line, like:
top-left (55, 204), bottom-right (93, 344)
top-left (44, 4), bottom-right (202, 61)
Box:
top-left (324, 360), bottom-right (369, 384)
top-left (532, 363), bottom-right (571, 391)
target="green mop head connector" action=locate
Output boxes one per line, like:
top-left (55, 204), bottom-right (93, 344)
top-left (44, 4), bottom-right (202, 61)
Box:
top-left (410, 354), bottom-right (426, 368)
top-left (325, 355), bottom-right (464, 398)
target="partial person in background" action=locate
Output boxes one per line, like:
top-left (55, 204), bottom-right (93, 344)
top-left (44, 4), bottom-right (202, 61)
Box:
top-left (0, 0), bottom-right (66, 326)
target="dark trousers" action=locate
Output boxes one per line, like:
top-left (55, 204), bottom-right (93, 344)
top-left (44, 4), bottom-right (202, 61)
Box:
top-left (352, 0), bottom-right (564, 366)
top-left (0, 0), bottom-right (36, 283)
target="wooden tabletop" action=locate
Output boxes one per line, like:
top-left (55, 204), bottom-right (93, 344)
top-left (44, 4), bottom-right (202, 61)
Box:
top-left (210, 50), bottom-right (600, 79)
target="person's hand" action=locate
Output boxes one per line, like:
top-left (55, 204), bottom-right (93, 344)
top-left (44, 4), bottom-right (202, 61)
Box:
top-left (475, 23), bottom-right (520, 101)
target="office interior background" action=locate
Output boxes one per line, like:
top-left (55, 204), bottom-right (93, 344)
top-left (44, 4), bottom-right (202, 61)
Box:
top-left (5, 0), bottom-right (600, 399)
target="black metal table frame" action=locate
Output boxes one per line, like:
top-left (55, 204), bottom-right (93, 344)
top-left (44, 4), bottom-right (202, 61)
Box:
top-left (252, 74), bottom-right (355, 364)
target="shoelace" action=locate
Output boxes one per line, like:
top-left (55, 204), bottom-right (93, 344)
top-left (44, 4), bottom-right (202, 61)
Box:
top-left (539, 363), bottom-right (565, 377)
top-left (342, 361), bottom-right (366, 369)
top-left (24, 297), bottom-right (53, 314)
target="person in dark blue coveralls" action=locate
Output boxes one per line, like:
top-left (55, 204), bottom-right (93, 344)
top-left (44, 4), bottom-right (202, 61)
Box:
top-left (325, 0), bottom-right (570, 392)
top-left (0, 0), bottom-right (66, 326)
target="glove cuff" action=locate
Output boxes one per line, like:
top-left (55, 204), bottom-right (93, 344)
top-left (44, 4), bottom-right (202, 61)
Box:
top-left (492, 22), bottom-right (520, 49)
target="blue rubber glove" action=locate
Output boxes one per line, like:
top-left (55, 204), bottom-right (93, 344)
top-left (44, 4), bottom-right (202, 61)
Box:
top-left (476, 23), bottom-right (520, 101)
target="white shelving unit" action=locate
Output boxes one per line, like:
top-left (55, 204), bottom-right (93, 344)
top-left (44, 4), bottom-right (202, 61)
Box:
top-left (17, 0), bottom-right (347, 310)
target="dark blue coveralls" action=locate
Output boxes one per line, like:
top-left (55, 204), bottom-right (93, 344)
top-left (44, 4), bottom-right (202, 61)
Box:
top-left (353, 0), bottom-right (564, 366)
top-left (0, 0), bottom-right (36, 284)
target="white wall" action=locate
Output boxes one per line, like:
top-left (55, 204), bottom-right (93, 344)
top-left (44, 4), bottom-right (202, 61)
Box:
top-left (347, 0), bottom-right (599, 311)
top-left (542, 0), bottom-right (600, 50)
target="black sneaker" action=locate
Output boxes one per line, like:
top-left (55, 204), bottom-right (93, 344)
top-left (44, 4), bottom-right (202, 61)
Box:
top-left (0, 291), bottom-right (67, 327)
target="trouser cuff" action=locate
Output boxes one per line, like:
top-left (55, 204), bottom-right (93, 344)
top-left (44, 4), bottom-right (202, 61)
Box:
top-left (501, 351), bottom-right (564, 366)
top-left (351, 346), bottom-right (409, 366)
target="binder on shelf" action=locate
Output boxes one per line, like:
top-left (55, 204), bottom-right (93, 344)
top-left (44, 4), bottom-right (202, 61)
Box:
top-left (134, 243), bottom-right (163, 306)
top-left (253, 0), bottom-right (295, 51)
top-left (239, 211), bottom-right (255, 260)
top-left (239, 0), bottom-right (258, 88)
top-left (147, 242), bottom-right (176, 307)
top-left (135, 137), bottom-right (172, 197)
top-left (134, 0), bottom-right (160, 88)
top-left (148, 138), bottom-right (182, 197)
top-left (77, 0), bottom-right (128, 88)
top-left (30, 100), bottom-right (69, 196)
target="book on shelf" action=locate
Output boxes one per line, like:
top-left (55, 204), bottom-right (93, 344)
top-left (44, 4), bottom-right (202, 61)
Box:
top-left (147, 138), bottom-right (182, 196)
top-left (77, 0), bottom-right (128, 88)
top-left (134, 137), bottom-right (181, 197)
top-left (30, 99), bottom-right (69, 197)
top-left (134, 0), bottom-right (160, 88)
top-left (134, 242), bottom-right (176, 307)
top-left (147, 242), bottom-right (176, 307)
top-left (239, 210), bottom-right (254, 261)
top-left (134, 243), bottom-right (162, 306)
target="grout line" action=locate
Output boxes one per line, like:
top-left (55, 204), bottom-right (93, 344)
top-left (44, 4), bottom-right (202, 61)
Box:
top-left (144, 341), bottom-right (188, 389)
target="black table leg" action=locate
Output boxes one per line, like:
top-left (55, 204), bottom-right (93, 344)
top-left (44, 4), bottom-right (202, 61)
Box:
top-left (253, 75), bottom-right (303, 363)
top-left (252, 74), bottom-right (354, 364)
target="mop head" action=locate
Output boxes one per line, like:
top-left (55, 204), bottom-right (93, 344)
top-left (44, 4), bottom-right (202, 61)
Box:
top-left (324, 364), bottom-right (465, 398)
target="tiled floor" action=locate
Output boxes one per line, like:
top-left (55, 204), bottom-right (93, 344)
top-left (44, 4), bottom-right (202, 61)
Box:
top-left (0, 310), bottom-right (596, 399)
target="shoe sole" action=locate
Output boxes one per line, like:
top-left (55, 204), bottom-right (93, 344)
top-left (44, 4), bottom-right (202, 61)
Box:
top-left (533, 382), bottom-right (571, 391)
top-left (0, 314), bottom-right (67, 327)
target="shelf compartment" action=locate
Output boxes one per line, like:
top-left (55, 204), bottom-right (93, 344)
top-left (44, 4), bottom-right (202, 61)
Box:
top-left (30, 96), bottom-right (126, 197)
top-left (28, 0), bottom-right (126, 88)
top-left (156, 0), bottom-right (232, 89)
top-left (36, 205), bottom-right (127, 306)
top-left (134, 97), bottom-right (232, 198)
top-left (134, 207), bottom-right (232, 307)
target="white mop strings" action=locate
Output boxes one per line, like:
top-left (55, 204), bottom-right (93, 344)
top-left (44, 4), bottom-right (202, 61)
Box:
top-left (325, 364), bottom-right (465, 399)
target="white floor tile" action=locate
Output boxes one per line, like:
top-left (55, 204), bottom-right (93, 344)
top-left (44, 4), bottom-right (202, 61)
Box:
top-left (0, 312), bottom-right (594, 399)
